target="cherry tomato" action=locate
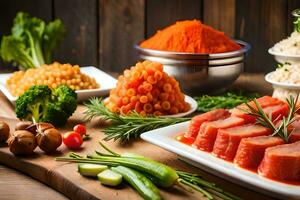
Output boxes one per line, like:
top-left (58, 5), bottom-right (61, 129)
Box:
top-left (63, 132), bottom-right (83, 149)
top-left (73, 124), bottom-right (86, 136)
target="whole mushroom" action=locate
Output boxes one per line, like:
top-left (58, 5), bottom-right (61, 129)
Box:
top-left (0, 121), bottom-right (10, 144)
top-left (15, 121), bottom-right (33, 132)
top-left (7, 130), bottom-right (37, 155)
top-left (36, 127), bottom-right (62, 153)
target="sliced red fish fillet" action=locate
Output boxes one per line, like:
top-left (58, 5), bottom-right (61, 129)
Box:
top-left (258, 141), bottom-right (300, 181)
top-left (184, 109), bottom-right (230, 139)
top-left (263, 103), bottom-right (289, 122)
top-left (212, 124), bottom-right (271, 161)
top-left (193, 116), bottom-right (244, 152)
top-left (234, 136), bottom-right (284, 170)
top-left (231, 96), bottom-right (286, 123)
top-left (290, 132), bottom-right (300, 143)
top-left (289, 119), bottom-right (300, 142)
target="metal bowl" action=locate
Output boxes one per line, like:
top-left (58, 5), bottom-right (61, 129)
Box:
top-left (135, 40), bottom-right (251, 95)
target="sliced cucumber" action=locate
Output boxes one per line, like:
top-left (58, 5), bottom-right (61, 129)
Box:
top-left (121, 152), bottom-right (145, 158)
top-left (97, 169), bottom-right (122, 186)
top-left (78, 163), bottom-right (108, 177)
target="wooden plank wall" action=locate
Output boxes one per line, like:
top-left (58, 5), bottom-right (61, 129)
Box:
top-left (1, 0), bottom-right (300, 73)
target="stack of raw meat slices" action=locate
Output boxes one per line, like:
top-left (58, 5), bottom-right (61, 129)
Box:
top-left (183, 96), bottom-right (300, 182)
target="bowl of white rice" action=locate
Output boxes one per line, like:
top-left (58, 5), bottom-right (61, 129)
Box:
top-left (269, 31), bottom-right (300, 63)
top-left (265, 63), bottom-right (300, 101)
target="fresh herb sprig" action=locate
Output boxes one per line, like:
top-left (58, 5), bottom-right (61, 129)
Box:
top-left (241, 95), bottom-right (299, 142)
top-left (84, 98), bottom-right (190, 142)
top-left (195, 91), bottom-right (259, 112)
top-left (177, 171), bottom-right (241, 200)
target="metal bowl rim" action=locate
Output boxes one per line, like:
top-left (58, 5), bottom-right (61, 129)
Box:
top-left (135, 40), bottom-right (251, 58)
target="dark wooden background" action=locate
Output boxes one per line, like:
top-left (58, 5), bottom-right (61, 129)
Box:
top-left (0, 0), bottom-right (300, 73)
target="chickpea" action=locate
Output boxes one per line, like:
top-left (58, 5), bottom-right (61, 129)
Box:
top-left (6, 62), bottom-right (100, 96)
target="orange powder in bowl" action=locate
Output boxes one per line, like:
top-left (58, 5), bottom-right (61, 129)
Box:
top-left (140, 20), bottom-right (241, 54)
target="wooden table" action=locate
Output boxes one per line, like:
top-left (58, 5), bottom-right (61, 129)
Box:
top-left (0, 74), bottom-right (277, 200)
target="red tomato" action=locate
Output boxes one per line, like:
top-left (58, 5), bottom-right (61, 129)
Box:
top-left (73, 124), bottom-right (86, 136)
top-left (63, 132), bottom-right (83, 149)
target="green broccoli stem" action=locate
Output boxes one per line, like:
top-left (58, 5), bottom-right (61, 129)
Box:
top-left (29, 103), bottom-right (42, 122)
top-left (26, 31), bottom-right (45, 67)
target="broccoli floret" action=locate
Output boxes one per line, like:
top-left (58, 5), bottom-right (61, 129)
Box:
top-left (15, 85), bottom-right (51, 121)
top-left (44, 103), bottom-right (70, 126)
top-left (51, 85), bottom-right (77, 116)
top-left (15, 85), bottom-right (77, 126)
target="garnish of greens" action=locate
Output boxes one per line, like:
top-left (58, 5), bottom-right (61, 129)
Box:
top-left (56, 142), bottom-right (241, 200)
top-left (241, 95), bottom-right (299, 142)
top-left (293, 9), bottom-right (300, 32)
top-left (195, 91), bottom-right (260, 112)
top-left (0, 12), bottom-right (65, 70)
top-left (83, 98), bottom-right (190, 142)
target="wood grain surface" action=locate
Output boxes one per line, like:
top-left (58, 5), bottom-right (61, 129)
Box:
top-left (53, 0), bottom-right (98, 66)
top-left (0, 0), bottom-right (299, 73)
top-left (0, 74), bottom-right (277, 200)
top-left (0, 165), bottom-right (68, 200)
top-left (146, 0), bottom-right (202, 37)
top-left (99, 0), bottom-right (145, 72)
top-left (203, 0), bottom-right (236, 37)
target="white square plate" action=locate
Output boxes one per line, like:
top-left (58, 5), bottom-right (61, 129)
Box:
top-left (141, 122), bottom-right (300, 200)
top-left (0, 66), bottom-right (117, 104)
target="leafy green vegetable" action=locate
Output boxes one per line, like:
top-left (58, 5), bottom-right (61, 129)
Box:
top-left (0, 12), bottom-right (65, 70)
top-left (43, 19), bottom-right (66, 64)
top-left (83, 98), bottom-right (190, 142)
top-left (15, 85), bottom-right (77, 126)
top-left (195, 91), bottom-right (260, 112)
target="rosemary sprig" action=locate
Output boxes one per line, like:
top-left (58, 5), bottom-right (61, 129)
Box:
top-left (241, 95), bottom-right (299, 142)
top-left (84, 98), bottom-right (190, 142)
top-left (195, 91), bottom-right (259, 112)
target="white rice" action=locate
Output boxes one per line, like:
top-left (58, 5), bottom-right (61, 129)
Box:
top-left (273, 31), bottom-right (300, 55)
top-left (270, 63), bottom-right (300, 84)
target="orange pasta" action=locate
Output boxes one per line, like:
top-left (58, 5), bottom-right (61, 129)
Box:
top-left (105, 60), bottom-right (190, 116)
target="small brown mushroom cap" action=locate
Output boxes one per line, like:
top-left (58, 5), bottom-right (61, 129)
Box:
top-left (0, 121), bottom-right (10, 143)
top-left (7, 130), bottom-right (37, 155)
top-left (36, 128), bottom-right (62, 153)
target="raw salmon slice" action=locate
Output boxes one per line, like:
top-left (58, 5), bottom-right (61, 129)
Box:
top-left (193, 116), bottom-right (244, 152)
top-left (289, 119), bottom-right (300, 142)
top-left (184, 109), bottom-right (230, 139)
top-left (231, 96), bottom-right (286, 123)
top-left (234, 136), bottom-right (284, 170)
top-left (263, 103), bottom-right (289, 122)
top-left (258, 141), bottom-right (300, 181)
top-left (212, 124), bottom-right (271, 161)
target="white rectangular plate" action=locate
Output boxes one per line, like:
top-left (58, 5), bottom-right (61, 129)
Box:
top-left (141, 122), bottom-right (300, 200)
top-left (0, 66), bottom-right (117, 104)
